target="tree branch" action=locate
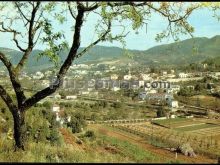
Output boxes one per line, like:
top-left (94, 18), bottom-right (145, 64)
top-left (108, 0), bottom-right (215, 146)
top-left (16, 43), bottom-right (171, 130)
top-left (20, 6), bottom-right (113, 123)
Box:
top-left (23, 5), bottom-right (85, 110)
top-left (76, 19), bottom-right (111, 59)
top-left (0, 84), bottom-right (17, 113)
top-left (14, 2), bottom-right (30, 22)
top-left (67, 2), bottom-right (76, 19)
top-left (0, 51), bottom-right (26, 108)
top-left (0, 51), bottom-right (13, 69)
top-left (0, 22), bottom-right (26, 52)
top-left (15, 2), bottom-right (41, 73)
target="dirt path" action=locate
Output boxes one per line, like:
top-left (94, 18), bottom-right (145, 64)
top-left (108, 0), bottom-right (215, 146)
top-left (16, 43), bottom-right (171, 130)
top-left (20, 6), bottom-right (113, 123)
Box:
top-left (59, 128), bottom-right (86, 151)
top-left (88, 124), bottom-right (217, 164)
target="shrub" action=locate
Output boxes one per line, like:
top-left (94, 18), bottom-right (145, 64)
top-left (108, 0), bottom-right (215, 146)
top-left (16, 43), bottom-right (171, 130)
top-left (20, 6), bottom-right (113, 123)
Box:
top-left (42, 101), bottom-right (52, 109)
top-left (67, 112), bottom-right (86, 133)
top-left (156, 108), bottom-right (167, 117)
top-left (84, 130), bottom-right (96, 140)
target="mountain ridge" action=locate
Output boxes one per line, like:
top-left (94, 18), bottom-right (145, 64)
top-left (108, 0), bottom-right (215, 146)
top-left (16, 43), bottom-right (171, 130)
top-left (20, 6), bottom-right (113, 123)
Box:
top-left (1, 35), bottom-right (220, 72)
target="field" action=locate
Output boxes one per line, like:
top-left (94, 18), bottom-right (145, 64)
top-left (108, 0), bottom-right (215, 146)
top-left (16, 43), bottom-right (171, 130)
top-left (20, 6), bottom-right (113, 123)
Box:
top-left (152, 117), bottom-right (220, 132)
top-left (88, 124), bottom-right (216, 163)
top-left (104, 117), bottom-right (220, 159)
top-left (175, 123), bottom-right (219, 132)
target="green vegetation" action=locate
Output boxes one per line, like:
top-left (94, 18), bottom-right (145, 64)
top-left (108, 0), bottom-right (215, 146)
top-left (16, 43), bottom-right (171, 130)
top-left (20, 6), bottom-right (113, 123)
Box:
top-left (67, 111), bottom-right (86, 133)
top-left (156, 107), bottom-right (167, 118)
top-left (2, 35), bottom-right (220, 71)
top-left (153, 117), bottom-right (191, 125)
top-left (175, 123), bottom-right (219, 132)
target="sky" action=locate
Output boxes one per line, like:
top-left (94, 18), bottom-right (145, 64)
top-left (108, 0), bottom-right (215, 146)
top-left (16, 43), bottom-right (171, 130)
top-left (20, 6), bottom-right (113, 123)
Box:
top-left (0, 2), bottom-right (220, 51)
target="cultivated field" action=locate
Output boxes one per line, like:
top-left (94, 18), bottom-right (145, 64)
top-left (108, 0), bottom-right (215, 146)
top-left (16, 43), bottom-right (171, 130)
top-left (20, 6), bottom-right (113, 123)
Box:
top-left (107, 117), bottom-right (220, 159)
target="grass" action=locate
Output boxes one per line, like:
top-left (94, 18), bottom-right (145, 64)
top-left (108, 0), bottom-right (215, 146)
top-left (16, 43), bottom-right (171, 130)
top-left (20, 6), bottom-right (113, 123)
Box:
top-left (96, 134), bottom-right (179, 163)
top-left (0, 128), bottom-right (178, 163)
top-left (175, 123), bottom-right (219, 132)
top-left (152, 118), bottom-right (193, 128)
top-left (0, 138), bottom-right (132, 163)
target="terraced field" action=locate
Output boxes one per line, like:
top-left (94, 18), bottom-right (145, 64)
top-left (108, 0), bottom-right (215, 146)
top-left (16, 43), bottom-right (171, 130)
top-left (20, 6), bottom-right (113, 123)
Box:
top-left (108, 118), bottom-right (220, 158)
top-left (152, 118), bottom-right (203, 128)
top-left (175, 123), bottom-right (219, 132)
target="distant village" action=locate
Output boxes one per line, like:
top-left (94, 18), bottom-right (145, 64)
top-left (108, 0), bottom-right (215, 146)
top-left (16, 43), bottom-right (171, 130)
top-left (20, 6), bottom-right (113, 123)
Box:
top-left (1, 62), bottom-right (220, 120)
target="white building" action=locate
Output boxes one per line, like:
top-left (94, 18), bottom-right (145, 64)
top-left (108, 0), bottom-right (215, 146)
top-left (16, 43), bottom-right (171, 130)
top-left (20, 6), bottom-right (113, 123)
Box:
top-left (52, 104), bottom-right (60, 112)
top-left (45, 71), bottom-right (53, 77)
top-left (112, 86), bottom-right (120, 91)
top-left (110, 74), bottom-right (118, 80)
top-left (170, 70), bottom-right (175, 74)
top-left (94, 71), bottom-right (102, 75)
top-left (67, 116), bottom-right (71, 122)
top-left (41, 80), bottom-right (50, 87)
top-left (124, 74), bottom-right (132, 80)
top-left (162, 71), bottom-right (167, 76)
top-left (178, 73), bottom-right (188, 78)
top-left (215, 72), bottom-right (220, 77)
top-left (79, 91), bottom-right (89, 95)
top-left (66, 95), bottom-right (77, 100)
top-left (33, 71), bottom-right (44, 79)
top-left (167, 85), bottom-right (180, 94)
top-left (139, 80), bottom-right (145, 88)
top-left (110, 66), bottom-right (116, 70)
top-left (168, 100), bottom-right (179, 108)
top-left (148, 89), bottom-right (157, 93)
top-left (140, 74), bottom-right (152, 81)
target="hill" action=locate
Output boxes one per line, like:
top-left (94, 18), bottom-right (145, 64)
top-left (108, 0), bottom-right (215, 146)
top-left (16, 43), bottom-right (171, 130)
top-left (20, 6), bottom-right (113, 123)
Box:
top-left (1, 35), bottom-right (220, 72)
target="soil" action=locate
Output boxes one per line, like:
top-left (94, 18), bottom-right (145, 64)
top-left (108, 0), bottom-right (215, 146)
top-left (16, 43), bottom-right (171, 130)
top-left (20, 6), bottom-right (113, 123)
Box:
top-left (88, 124), bottom-right (217, 163)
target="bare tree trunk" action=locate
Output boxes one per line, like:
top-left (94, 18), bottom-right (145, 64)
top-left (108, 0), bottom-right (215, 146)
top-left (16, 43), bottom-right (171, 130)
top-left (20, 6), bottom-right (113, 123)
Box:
top-left (13, 110), bottom-right (26, 151)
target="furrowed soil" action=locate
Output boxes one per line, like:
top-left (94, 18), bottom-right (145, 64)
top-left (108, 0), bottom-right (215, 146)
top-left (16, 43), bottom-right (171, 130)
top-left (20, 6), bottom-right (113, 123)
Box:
top-left (88, 124), bottom-right (217, 164)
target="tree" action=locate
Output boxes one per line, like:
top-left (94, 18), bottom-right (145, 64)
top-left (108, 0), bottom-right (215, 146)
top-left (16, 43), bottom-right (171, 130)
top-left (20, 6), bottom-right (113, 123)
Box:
top-left (67, 111), bottom-right (86, 133)
top-left (194, 83), bottom-right (202, 92)
top-left (0, 2), bottom-right (200, 150)
top-left (156, 107), bottom-right (167, 117)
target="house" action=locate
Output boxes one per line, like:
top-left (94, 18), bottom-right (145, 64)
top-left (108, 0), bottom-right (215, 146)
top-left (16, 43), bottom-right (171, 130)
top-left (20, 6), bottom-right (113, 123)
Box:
top-left (66, 95), bottom-right (77, 100)
top-left (45, 70), bottom-right (53, 77)
top-left (178, 72), bottom-right (188, 78)
top-left (140, 74), bottom-right (152, 81)
top-left (167, 85), bottom-right (180, 94)
top-left (41, 80), bottom-right (50, 87)
top-left (147, 89), bottom-right (157, 93)
top-left (67, 116), bottom-right (71, 122)
top-left (112, 86), bottom-right (120, 91)
top-left (110, 74), bottom-right (118, 80)
top-left (170, 114), bottom-right (177, 119)
top-left (94, 71), bottom-right (102, 75)
top-left (124, 74), bottom-right (132, 80)
top-left (55, 109), bottom-right (66, 125)
top-left (138, 80), bottom-right (145, 88)
top-left (215, 72), bottom-right (220, 77)
top-left (166, 74), bottom-right (176, 78)
top-left (52, 104), bottom-right (60, 112)
top-left (139, 92), bottom-right (147, 100)
top-left (33, 71), bottom-right (44, 79)
top-left (146, 93), bottom-right (173, 102)
top-left (162, 71), bottom-right (167, 76)
top-left (168, 100), bottom-right (179, 108)
top-left (79, 91), bottom-right (89, 95)
top-left (186, 85), bottom-right (194, 90)
top-left (110, 66), bottom-right (116, 70)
